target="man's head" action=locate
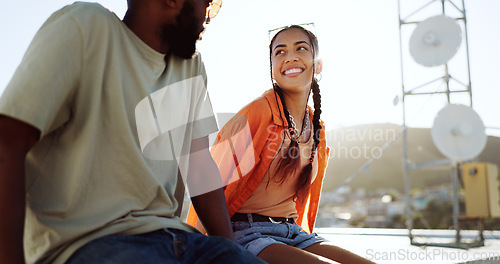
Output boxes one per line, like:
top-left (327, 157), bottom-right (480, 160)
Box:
top-left (161, 0), bottom-right (205, 59)
top-left (124, 0), bottom-right (221, 58)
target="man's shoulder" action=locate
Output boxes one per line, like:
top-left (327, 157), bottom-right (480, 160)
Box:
top-left (46, 2), bottom-right (117, 29)
top-left (61, 2), bottom-right (112, 16)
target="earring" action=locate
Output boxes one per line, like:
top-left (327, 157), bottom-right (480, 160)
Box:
top-left (315, 73), bottom-right (322, 82)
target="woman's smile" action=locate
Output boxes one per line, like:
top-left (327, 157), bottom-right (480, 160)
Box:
top-left (282, 67), bottom-right (305, 77)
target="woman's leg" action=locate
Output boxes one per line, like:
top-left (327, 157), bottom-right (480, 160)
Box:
top-left (257, 244), bottom-right (340, 264)
top-left (304, 242), bottom-right (377, 264)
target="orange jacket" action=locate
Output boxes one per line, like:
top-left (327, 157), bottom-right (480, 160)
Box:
top-left (187, 89), bottom-right (329, 234)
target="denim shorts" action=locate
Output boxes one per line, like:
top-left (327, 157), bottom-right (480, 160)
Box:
top-left (232, 219), bottom-right (327, 256)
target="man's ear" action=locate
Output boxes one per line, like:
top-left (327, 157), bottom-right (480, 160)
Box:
top-left (162, 0), bottom-right (185, 19)
top-left (165, 0), bottom-right (182, 9)
top-left (315, 59), bottom-right (323, 74)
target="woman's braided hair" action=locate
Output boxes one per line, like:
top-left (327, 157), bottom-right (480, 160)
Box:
top-left (269, 25), bottom-right (322, 201)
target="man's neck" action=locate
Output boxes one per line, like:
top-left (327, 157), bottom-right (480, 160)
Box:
top-left (123, 9), bottom-right (169, 54)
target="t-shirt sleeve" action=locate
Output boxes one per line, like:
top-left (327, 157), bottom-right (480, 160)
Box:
top-left (191, 58), bottom-right (218, 140)
top-left (0, 6), bottom-right (82, 137)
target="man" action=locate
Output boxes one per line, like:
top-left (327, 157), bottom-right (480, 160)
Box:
top-left (0, 0), bottom-right (264, 263)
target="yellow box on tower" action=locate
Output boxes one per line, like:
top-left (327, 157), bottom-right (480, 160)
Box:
top-left (462, 163), bottom-right (500, 218)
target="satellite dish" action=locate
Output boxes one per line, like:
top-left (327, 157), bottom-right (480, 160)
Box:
top-left (431, 104), bottom-right (487, 162)
top-left (409, 15), bottom-right (462, 67)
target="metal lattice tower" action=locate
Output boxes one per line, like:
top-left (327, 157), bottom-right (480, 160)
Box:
top-left (397, 0), bottom-right (479, 248)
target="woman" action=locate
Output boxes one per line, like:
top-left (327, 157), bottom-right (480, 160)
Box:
top-left (188, 25), bottom-right (375, 264)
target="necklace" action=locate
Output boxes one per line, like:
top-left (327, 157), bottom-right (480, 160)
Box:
top-left (288, 107), bottom-right (309, 142)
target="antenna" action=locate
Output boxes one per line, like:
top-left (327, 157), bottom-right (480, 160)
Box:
top-left (410, 15), bottom-right (462, 67)
top-left (427, 104), bottom-right (488, 248)
top-left (397, 0), bottom-right (479, 249)
top-left (431, 104), bottom-right (487, 162)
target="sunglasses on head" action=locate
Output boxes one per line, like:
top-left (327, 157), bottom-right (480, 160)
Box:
top-left (268, 22), bottom-right (316, 41)
top-left (206, 0), bottom-right (222, 24)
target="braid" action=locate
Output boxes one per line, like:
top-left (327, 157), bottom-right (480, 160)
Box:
top-left (294, 80), bottom-right (322, 201)
top-left (273, 85), bottom-right (301, 184)
top-left (310, 79), bottom-right (322, 161)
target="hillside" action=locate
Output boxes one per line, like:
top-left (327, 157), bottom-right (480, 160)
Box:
top-left (323, 123), bottom-right (500, 192)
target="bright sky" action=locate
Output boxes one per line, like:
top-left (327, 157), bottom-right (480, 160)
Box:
top-left (1, 0), bottom-right (499, 136)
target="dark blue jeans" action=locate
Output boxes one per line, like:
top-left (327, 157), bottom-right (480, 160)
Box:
top-left (66, 228), bottom-right (266, 264)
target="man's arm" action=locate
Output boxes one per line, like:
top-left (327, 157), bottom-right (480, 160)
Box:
top-left (0, 116), bottom-right (40, 263)
top-left (188, 136), bottom-right (233, 240)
